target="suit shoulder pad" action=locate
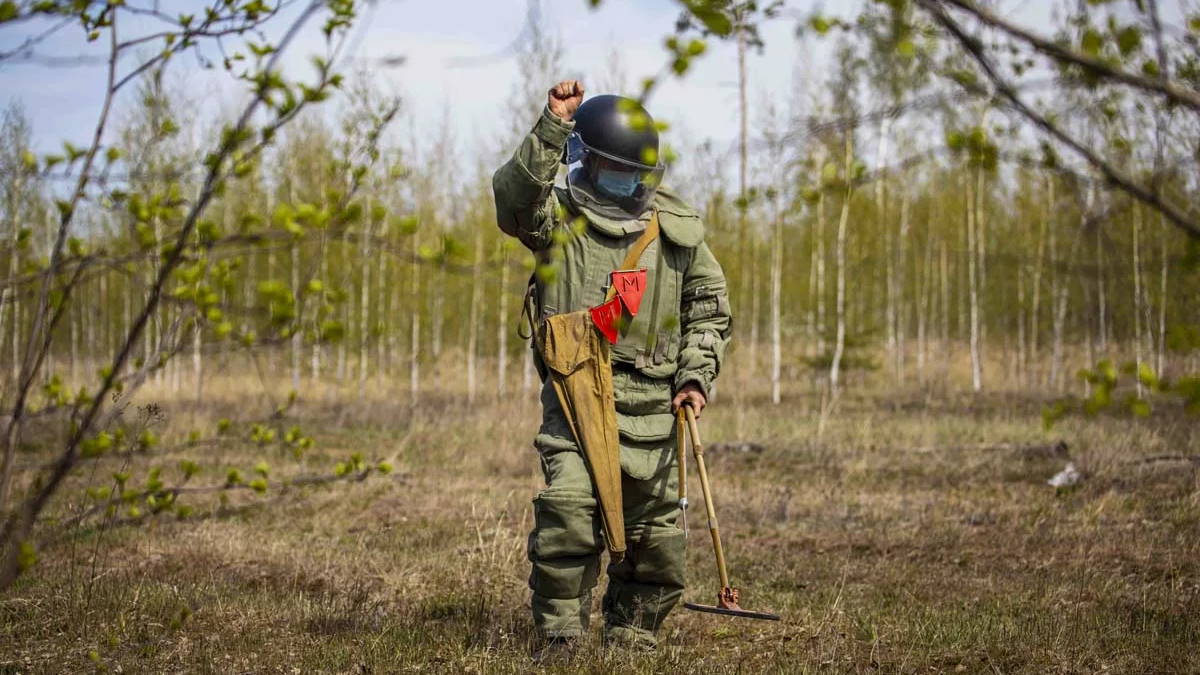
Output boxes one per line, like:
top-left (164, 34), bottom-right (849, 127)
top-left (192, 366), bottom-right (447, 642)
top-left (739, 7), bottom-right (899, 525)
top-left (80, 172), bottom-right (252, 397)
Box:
top-left (654, 187), bottom-right (704, 248)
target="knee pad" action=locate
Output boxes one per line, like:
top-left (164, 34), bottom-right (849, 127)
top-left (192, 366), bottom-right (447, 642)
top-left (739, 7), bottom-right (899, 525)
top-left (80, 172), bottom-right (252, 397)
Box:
top-left (528, 487), bottom-right (603, 599)
top-left (602, 525), bottom-right (686, 633)
top-left (528, 487), bottom-right (602, 560)
top-left (610, 525), bottom-right (686, 590)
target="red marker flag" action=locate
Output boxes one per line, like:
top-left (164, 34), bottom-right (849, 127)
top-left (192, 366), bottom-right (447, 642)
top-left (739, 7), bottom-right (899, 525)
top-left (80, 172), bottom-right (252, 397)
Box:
top-left (610, 269), bottom-right (648, 317)
top-left (590, 296), bottom-right (623, 344)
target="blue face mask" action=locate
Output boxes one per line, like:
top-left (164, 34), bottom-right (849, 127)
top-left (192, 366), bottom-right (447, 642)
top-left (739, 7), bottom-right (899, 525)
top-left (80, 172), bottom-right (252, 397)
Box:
top-left (595, 169), bottom-right (640, 198)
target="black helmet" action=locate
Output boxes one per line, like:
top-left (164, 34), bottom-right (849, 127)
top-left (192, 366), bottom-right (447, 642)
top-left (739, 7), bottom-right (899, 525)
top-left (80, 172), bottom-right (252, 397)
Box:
top-left (562, 95), bottom-right (666, 219)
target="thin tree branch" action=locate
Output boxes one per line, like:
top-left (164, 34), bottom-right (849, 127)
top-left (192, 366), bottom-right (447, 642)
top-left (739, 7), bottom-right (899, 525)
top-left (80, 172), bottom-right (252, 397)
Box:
top-left (919, 0), bottom-right (1200, 240)
top-left (0, 0), bottom-right (331, 591)
top-left (931, 0), bottom-right (1200, 114)
top-left (0, 5), bottom-right (122, 512)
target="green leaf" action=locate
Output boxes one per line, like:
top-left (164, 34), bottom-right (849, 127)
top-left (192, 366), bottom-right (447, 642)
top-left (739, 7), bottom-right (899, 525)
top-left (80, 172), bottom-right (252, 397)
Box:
top-left (1116, 26), bottom-right (1141, 56)
top-left (180, 460), bottom-right (200, 479)
top-left (1081, 28), bottom-right (1103, 57)
top-left (1042, 401), bottom-right (1069, 430)
top-left (55, 200), bottom-right (73, 220)
top-left (1097, 359), bottom-right (1117, 384)
top-left (17, 541), bottom-right (36, 572)
top-left (0, 2), bottom-right (18, 23)
top-left (1128, 397), bottom-right (1151, 417)
top-left (821, 162), bottom-right (839, 185)
top-left (692, 6), bottom-right (733, 35)
top-left (81, 432), bottom-right (113, 458)
top-left (138, 429), bottom-right (158, 449)
top-left (320, 320), bottom-right (345, 342)
top-left (1131, 362), bottom-right (1156, 388)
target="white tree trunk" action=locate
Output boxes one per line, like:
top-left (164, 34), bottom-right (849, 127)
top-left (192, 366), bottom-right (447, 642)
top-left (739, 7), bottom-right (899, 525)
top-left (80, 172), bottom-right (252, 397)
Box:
top-left (467, 227), bottom-right (483, 403)
top-left (1049, 225), bottom-right (1080, 392)
top-left (377, 227), bottom-right (388, 379)
top-left (1157, 216), bottom-right (1167, 376)
top-left (290, 241), bottom-right (301, 391)
top-left (1095, 224), bottom-right (1108, 354)
top-left (432, 264), bottom-right (443, 360)
top-left (829, 136), bottom-right (853, 395)
top-left (193, 322), bottom-right (203, 403)
top-left (916, 219), bottom-right (932, 376)
top-left (1016, 253), bottom-right (1026, 383)
top-left (895, 187), bottom-right (910, 380)
top-left (878, 118), bottom-right (895, 373)
top-left (410, 233), bottom-right (421, 406)
top-left (358, 214), bottom-right (372, 399)
top-left (1030, 178), bottom-right (1050, 383)
top-left (939, 238), bottom-right (949, 347)
top-left (770, 197), bottom-right (783, 405)
top-left (967, 170), bottom-right (982, 392)
top-left (807, 225), bottom-right (817, 357)
top-left (497, 243), bottom-right (510, 395)
top-left (816, 189), bottom-right (827, 355)
top-left (1132, 205), bottom-right (1145, 397)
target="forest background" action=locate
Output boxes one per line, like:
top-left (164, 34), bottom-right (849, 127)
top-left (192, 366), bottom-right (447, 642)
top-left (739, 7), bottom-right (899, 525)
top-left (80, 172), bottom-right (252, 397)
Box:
top-left (1, 0), bottom-right (1198, 672)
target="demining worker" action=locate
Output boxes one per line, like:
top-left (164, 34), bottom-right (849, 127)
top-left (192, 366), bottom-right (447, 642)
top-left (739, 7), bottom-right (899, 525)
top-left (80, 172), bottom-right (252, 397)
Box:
top-left (492, 79), bottom-right (732, 655)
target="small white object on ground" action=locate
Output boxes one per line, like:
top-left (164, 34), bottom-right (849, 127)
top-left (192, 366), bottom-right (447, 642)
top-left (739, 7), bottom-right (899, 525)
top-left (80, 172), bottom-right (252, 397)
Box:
top-left (1048, 462), bottom-right (1082, 488)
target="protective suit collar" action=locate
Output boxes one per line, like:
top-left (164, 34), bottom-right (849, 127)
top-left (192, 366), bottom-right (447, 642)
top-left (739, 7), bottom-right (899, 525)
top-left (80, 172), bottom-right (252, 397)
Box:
top-left (559, 184), bottom-right (705, 249)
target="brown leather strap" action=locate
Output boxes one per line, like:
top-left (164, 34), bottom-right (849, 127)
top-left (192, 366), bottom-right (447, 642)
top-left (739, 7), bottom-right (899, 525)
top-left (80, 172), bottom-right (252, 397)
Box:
top-left (604, 210), bottom-right (659, 303)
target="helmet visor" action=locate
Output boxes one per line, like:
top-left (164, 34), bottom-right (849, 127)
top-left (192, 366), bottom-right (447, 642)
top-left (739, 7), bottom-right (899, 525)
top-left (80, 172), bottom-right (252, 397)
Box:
top-left (563, 133), bottom-right (665, 219)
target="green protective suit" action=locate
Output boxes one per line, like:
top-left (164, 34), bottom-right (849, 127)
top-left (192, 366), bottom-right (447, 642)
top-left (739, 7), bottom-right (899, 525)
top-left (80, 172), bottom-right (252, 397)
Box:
top-left (493, 105), bottom-right (733, 646)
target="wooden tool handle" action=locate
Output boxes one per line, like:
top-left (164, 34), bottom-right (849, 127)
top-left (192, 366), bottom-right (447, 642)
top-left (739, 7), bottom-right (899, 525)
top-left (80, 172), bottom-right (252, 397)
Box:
top-left (684, 404), bottom-right (731, 591)
top-left (676, 409), bottom-right (687, 506)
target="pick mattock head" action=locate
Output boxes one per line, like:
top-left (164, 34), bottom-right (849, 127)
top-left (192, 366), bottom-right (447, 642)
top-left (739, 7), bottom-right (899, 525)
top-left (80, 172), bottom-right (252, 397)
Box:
top-left (683, 587), bottom-right (781, 621)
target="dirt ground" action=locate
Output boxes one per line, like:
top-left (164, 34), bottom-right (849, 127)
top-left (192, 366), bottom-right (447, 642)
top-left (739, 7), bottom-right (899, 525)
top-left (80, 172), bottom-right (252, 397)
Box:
top-left (1, 370), bottom-right (1197, 673)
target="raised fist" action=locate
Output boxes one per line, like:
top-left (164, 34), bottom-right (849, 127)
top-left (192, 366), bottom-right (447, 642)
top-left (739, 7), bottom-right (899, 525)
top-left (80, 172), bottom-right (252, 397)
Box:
top-left (547, 80), bottom-right (584, 121)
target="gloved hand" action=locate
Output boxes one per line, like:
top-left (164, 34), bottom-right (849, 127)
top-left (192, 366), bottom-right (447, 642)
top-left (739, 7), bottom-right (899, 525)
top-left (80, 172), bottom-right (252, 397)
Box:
top-left (547, 79), bottom-right (584, 121)
top-left (672, 382), bottom-right (707, 419)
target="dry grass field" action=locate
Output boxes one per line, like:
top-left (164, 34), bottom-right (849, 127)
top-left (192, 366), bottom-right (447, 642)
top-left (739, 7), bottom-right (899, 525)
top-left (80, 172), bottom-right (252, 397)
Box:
top-left (1, 361), bottom-right (1198, 673)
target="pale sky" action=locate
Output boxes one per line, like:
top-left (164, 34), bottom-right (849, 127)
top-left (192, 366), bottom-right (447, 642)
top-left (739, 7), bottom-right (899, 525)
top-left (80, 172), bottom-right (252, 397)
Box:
top-left (1, 0), bottom-right (1073, 193)
top-left (2, 1), bottom-right (821, 157)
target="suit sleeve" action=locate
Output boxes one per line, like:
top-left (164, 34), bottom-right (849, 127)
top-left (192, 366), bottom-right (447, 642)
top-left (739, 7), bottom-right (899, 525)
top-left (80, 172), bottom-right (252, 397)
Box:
top-left (674, 241), bottom-right (733, 398)
top-left (491, 105), bottom-right (573, 251)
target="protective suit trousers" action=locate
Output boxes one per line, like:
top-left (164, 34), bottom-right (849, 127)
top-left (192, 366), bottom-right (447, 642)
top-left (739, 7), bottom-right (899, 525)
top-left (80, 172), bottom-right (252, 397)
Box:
top-left (527, 411), bottom-right (685, 646)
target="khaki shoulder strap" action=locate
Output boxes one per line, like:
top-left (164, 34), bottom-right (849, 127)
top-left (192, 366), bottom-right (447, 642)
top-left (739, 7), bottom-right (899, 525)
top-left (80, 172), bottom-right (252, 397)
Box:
top-left (604, 210), bottom-right (659, 303)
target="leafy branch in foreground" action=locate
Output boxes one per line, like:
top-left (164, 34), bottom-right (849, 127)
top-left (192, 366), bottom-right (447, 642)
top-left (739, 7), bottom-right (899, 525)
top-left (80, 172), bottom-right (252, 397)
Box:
top-left (0, 0), bottom-right (366, 592)
top-left (1043, 358), bottom-right (1200, 429)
